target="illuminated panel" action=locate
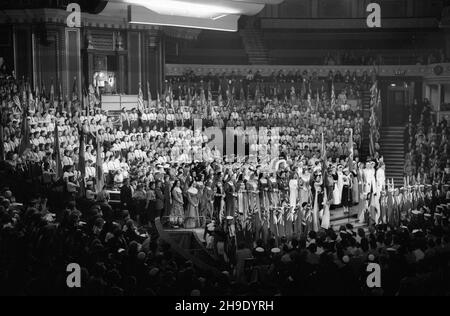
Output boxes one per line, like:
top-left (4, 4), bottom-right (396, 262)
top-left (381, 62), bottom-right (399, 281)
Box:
top-left (128, 5), bottom-right (241, 32)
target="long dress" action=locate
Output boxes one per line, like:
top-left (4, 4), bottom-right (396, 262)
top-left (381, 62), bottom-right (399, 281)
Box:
top-left (203, 186), bottom-right (215, 221)
top-left (225, 181), bottom-right (236, 218)
top-left (259, 178), bottom-right (270, 213)
top-left (341, 175), bottom-right (352, 208)
top-left (351, 170), bottom-right (360, 205)
top-left (171, 187), bottom-right (184, 221)
top-left (197, 181), bottom-right (206, 217)
top-left (289, 179), bottom-right (299, 212)
top-left (392, 193), bottom-right (401, 227)
top-left (332, 173), bottom-right (341, 205)
top-left (269, 178), bottom-right (279, 236)
top-left (269, 177), bottom-right (279, 209)
top-left (285, 206), bottom-right (294, 239)
top-left (247, 181), bottom-right (260, 239)
top-left (336, 171), bottom-right (344, 204)
top-left (185, 187), bottom-right (199, 229)
top-left (259, 180), bottom-right (270, 244)
top-left (214, 184), bottom-right (225, 222)
top-left (312, 181), bottom-right (323, 232)
top-left (237, 183), bottom-right (248, 219)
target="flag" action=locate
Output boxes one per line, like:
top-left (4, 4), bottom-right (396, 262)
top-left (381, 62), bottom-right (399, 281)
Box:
top-left (88, 84), bottom-right (96, 110)
top-left (331, 81), bottom-right (336, 111)
top-left (78, 129), bottom-right (86, 197)
top-left (321, 132), bottom-right (326, 162)
top-left (82, 84), bottom-right (89, 114)
top-left (321, 132), bottom-right (331, 229)
top-left (200, 86), bottom-right (205, 106)
top-left (72, 76), bottom-right (78, 101)
top-left (226, 87), bottom-right (231, 102)
top-left (348, 128), bottom-right (354, 171)
top-left (50, 80), bottom-right (55, 105)
top-left (301, 79), bottom-right (306, 99)
top-left (95, 83), bottom-right (101, 106)
top-left (207, 81), bottom-right (213, 102)
top-left (167, 83), bottom-right (174, 109)
top-left (0, 126), bottom-right (4, 161)
top-left (41, 82), bottom-right (46, 101)
top-left (54, 124), bottom-right (63, 179)
top-left (18, 110), bottom-right (30, 156)
top-left (186, 86), bottom-right (191, 108)
top-left (28, 85), bottom-right (35, 113)
top-left (96, 136), bottom-right (104, 193)
top-left (138, 82), bottom-right (144, 111)
top-left (316, 89), bottom-right (320, 110)
top-left (21, 83), bottom-right (27, 104)
top-left (376, 90), bottom-right (382, 111)
top-left (58, 83), bottom-right (63, 112)
top-left (240, 86), bottom-right (245, 101)
top-left (147, 81), bottom-right (152, 107)
top-left (13, 95), bottom-right (22, 112)
top-left (218, 89), bottom-right (223, 105)
top-left (255, 83), bottom-right (260, 103)
top-left (35, 85), bottom-right (40, 103)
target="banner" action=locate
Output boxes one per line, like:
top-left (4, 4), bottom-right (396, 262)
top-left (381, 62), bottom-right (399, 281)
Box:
top-left (54, 124), bottom-right (63, 179)
top-left (96, 136), bottom-right (104, 193)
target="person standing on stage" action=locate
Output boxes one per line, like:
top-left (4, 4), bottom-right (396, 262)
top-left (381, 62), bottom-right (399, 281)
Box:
top-left (170, 180), bottom-right (184, 227)
top-left (341, 167), bottom-right (353, 215)
top-left (185, 182), bottom-right (200, 229)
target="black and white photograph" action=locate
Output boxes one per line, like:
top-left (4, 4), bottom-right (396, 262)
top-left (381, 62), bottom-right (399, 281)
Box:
top-left (0, 0), bottom-right (450, 302)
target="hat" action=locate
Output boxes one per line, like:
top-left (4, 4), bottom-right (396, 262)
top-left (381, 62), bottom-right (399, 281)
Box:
top-left (281, 254), bottom-right (292, 263)
top-left (149, 268), bottom-right (160, 277)
top-left (255, 247), bottom-right (265, 253)
top-left (271, 248), bottom-right (281, 254)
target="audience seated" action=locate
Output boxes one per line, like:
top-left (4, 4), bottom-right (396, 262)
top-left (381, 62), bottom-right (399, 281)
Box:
top-left (1, 66), bottom-right (450, 296)
top-left (404, 98), bottom-right (450, 185)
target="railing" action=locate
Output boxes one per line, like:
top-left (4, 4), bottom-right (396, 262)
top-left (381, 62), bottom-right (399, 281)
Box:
top-left (165, 63), bottom-right (450, 79)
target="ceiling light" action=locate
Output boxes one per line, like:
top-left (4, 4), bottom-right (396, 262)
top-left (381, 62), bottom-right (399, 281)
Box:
top-left (123, 0), bottom-right (241, 19)
top-left (128, 5), bottom-right (240, 31)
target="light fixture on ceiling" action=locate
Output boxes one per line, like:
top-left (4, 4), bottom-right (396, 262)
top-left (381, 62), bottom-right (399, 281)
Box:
top-left (123, 0), bottom-right (242, 19)
top-left (103, 0), bottom-right (285, 32)
top-left (128, 5), bottom-right (241, 32)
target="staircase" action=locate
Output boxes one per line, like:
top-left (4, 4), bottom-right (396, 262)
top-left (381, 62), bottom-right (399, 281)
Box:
top-left (155, 218), bottom-right (221, 275)
top-left (239, 29), bottom-right (271, 65)
top-left (330, 206), bottom-right (367, 231)
top-left (380, 126), bottom-right (405, 187)
top-left (360, 90), bottom-right (372, 160)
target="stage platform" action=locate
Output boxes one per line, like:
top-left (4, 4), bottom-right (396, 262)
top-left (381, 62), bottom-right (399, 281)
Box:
top-left (162, 202), bottom-right (366, 244)
top-left (164, 227), bottom-right (206, 243)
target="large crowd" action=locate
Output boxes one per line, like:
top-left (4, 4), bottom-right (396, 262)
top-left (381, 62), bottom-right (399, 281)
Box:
top-left (1, 66), bottom-right (450, 296)
top-left (404, 98), bottom-right (450, 186)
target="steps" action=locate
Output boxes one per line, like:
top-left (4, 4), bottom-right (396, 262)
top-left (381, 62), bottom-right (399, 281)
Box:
top-left (240, 29), bottom-right (272, 65)
top-left (380, 126), bottom-right (405, 187)
top-left (155, 218), bottom-right (221, 275)
top-left (330, 206), bottom-right (367, 231)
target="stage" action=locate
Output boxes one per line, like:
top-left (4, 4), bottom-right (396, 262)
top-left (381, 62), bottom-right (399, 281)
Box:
top-left (162, 202), bottom-right (367, 244)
